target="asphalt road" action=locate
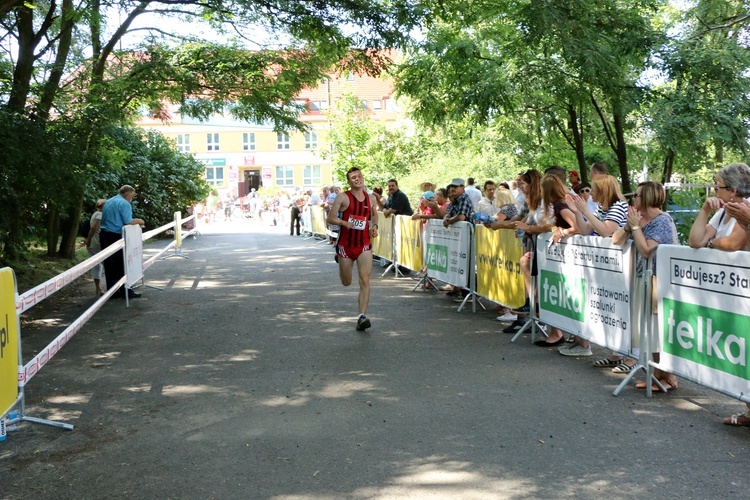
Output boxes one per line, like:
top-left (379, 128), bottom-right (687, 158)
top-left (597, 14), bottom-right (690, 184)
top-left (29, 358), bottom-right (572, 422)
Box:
top-left (1, 218), bottom-right (749, 499)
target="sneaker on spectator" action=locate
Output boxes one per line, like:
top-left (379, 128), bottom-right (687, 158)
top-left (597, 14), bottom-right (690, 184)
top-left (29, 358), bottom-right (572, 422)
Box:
top-left (453, 294), bottom-right (474, 303)
top-left (512, 303), bottom-right (531, 314)
top-left (558, 344), bottom-right (592, 356)
top-left (496, 312), bottom-right (518, 322)
top-left (502, 318), bottom-right (526, 333)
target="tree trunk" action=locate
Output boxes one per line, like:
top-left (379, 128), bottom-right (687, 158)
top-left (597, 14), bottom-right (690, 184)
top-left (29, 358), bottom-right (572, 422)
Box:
top-left (714, 139), bottom-right (724, 166)
top-left (567, 104), bottom-right (587, 183)
top-left (7, 5), bottom-right (36, 112)
top-left (612, 101), bottom-right (630, 194)
top-left (37, 0), bottom-right (75, 120)
top-left (57, 194), bottom-right (84, 259)
top-left (661, 148), bottom-right (675, 185)
top-left (46, 209), bottom-right (60, 258)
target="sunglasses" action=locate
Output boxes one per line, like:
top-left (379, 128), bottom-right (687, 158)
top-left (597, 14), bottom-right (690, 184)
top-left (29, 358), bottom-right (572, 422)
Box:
top-left (580, 188), bottom-right (591, 193)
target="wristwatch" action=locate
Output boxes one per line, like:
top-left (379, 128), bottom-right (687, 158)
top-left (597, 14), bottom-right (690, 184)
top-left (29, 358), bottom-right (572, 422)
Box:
top-left (707, 238), bottom-right (714, 248)
top-left (630, 225), bottom-right (640, 231)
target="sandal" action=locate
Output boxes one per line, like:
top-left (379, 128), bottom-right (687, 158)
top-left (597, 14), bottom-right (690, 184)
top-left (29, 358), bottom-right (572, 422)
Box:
top-left (593, 357), bottom-right (624, 368)
top-left (611, 362), bottom-right (635, 374)
top-left (635, 379), bottom-right (677, 392)
top-left (723, 413), bottom-right (750, 427)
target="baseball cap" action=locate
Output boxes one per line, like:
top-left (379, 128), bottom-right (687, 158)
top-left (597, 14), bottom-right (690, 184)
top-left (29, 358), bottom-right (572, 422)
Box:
top-left (422, 190), bottom-right (435, 200)
top-left (447, 178), bottom-right (465, 187)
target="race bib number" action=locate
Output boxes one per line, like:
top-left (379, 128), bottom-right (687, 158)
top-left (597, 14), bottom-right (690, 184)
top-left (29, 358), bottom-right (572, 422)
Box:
top-left (348, 215), bottom-right (367, 230)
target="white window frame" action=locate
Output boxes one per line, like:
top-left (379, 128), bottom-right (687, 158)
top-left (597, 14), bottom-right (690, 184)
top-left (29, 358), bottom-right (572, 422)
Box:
top-left (205, 166), bottom-right (224, 187)
top-left (304, 131), bottom-right (318, 149)
top-left (206, 133), bottom-right (220, 151)
top-left (242, 132), bottom-right (256, 151)
top-left (275, 166), bottom-right (294, 186)
top-left (277, 132), bottom-right (291, 150)
top-left (303, 165), bottom-right (322, 186)
top-left (176, 134), bottom-right (190, 152)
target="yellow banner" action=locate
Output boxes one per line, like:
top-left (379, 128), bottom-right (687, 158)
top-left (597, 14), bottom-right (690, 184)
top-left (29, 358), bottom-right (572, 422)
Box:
top-left (311, 206), bottom-right (327, 236)
top-left (474, 226), bottom-right (526, 308)
top-left (372, 211), bottom-right (393, 260)
top-left (396, 216), bottom-right (423, 271)
top-left (0, 267), bottom-right (19, 413)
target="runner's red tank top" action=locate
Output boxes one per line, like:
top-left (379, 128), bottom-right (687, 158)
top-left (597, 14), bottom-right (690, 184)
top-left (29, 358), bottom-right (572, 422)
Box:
top-left (338, 191), bottom-right (371, 247)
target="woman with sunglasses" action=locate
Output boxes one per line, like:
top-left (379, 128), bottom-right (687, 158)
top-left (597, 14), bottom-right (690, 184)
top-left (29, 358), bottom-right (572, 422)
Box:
top-left (609, 182), bottom-right (679, 386)
top-left (695, 164), bottom-right (750, 425)
top-left (688, 163), bottom-right (750, 251)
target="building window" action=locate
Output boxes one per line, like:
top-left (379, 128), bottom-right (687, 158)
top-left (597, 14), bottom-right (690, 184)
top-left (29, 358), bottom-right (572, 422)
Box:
top-left (275, 166), bottom-right (294, 186)
top-left (277, 132), bottom-right (290, 150)
top-left (206, 133), bottom-right (220, 151)
top-left (243, 132), bottom-right (256, 151)
top-left (372, 100), bottom-right (382, 110)
top-left (205, 167), bottom-right (224, 186)
top-left (303, 165), bottom-right (321, 186)
top-left (304, 132), bottom-right (318, 149)
top-left (176, 134), bottom-right (190, 152)
top-left (385, 98), bottom-right (398, 112)
top-left (346, 72), bottom-right (354, 81)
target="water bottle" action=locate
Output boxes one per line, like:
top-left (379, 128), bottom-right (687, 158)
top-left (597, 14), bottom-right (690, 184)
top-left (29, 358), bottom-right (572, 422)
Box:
top-left (0, 416), bottom-right (6, 442)
top-left (474, 212), bottom-right (496, 224)
top-left (515, 229), bottom-right (525, 246)
top-left (7, 411), bottom-right (18, 432)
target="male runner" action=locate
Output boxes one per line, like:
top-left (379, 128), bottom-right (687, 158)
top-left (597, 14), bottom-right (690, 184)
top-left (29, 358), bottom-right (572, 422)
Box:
top-left (327, 167), bottom-right (379, 331)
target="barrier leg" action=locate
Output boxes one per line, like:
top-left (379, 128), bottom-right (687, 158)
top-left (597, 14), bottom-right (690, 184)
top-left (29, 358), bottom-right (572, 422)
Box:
top-left (456, 292), bottom-right (486, 313)
top-left (411, 275), bottom-right (437, 292)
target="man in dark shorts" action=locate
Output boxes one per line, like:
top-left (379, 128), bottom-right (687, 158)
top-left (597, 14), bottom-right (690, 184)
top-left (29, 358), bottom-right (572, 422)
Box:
top-left (327, 167), bottom-right (380, 331)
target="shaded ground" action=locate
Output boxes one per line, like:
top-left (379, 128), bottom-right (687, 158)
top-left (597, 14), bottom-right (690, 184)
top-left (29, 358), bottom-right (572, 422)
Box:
top-left (1, 219), bottom-right (749, 499)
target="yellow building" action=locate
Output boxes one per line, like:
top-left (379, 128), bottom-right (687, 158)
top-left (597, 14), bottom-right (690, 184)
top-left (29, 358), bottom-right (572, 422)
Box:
top-left (137, 70), bottom-right (401, 198)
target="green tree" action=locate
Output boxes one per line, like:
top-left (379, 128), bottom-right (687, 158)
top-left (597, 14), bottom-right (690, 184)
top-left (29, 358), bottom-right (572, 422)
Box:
top-left (0, 0), bottom-right (423, 259)
top-left (322, 94), bottom-right (420, 187)
top-left (395, 0), bottom-right (661, 192)
top-left (646, 0), bottom-right (750, 183)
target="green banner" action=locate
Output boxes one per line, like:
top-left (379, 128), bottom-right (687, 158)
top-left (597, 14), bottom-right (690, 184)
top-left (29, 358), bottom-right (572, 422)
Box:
top-left (662, 298), bottom-right (748, 379)
top-left (539, 269), bottom-right (586, 322)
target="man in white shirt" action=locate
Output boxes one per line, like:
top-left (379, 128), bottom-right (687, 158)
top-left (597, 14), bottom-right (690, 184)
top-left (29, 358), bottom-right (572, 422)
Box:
top-left (475, 180), bottom-right (498, 217)
top-left (464, 177), bottom-right (483, 210)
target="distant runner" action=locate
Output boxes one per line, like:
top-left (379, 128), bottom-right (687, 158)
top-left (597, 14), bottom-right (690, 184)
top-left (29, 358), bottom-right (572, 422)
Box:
top-left (327, 167), bottom-right (379, 331)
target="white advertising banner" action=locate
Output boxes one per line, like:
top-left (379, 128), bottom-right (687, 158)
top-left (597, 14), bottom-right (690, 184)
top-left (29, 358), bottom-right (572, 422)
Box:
top-left (423, 220), bottom-right (472, 288)
top-left (656, 245), bottom-right (750, 398)
top-left (123, 225), bottom-right (144, 287)
top-left (537, 234), bottom-right (634, 353)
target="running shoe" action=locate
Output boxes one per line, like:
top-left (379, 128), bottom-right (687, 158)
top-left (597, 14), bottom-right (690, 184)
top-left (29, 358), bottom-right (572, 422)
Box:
top-left (356, 316), bottom-right (371, 331)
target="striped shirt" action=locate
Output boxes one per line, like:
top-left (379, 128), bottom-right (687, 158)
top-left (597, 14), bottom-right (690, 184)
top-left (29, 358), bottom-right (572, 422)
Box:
top-left (595, 199), bottom-right (628, 233)
top-left (337, 191), bottom-right (371, 247)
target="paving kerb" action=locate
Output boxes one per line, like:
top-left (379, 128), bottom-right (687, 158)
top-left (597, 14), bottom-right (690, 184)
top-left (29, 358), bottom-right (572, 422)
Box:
top-left (1, 220), bottom-right (749, 499)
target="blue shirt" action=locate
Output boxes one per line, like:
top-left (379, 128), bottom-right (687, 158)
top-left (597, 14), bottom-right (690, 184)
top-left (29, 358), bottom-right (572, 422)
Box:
top-left (100, 194), bottom-right (134, 233)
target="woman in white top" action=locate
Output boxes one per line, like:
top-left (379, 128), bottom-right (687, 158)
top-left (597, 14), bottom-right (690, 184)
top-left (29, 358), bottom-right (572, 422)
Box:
top-left (84, 199), bottom-right (106, 297)
top-left (695, 163), bottom-right (750, 426)
top-left (688, 162), bottom-right (750, 251)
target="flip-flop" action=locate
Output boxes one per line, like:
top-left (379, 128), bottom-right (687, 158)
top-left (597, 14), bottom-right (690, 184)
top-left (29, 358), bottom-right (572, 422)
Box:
top-left (724, 413), bottom-right (750, 427)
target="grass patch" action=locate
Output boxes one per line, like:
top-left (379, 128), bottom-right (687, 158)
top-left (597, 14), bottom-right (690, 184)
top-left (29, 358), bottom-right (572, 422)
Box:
top-left (4, 241), bottom-right (89, 294)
